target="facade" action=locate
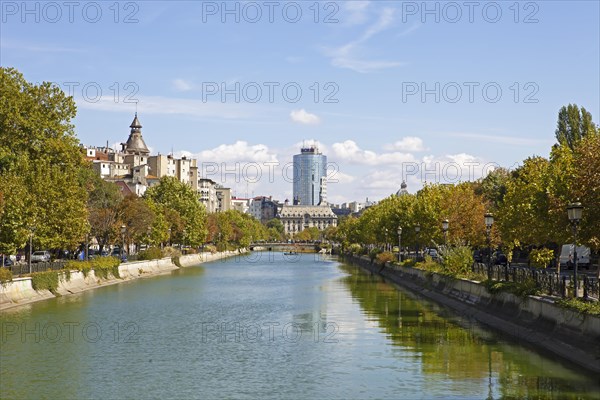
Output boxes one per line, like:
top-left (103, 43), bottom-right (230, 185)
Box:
top-left (231, 197), bottom-right (251, 214)
top-left (85, 114), bottom-right (229, 209)
top-left (279, 205), bottom-right (337, 236)
top-left (249, 196), bottom-right (279, 224)
top-left (292, 146), bottom-right (327, 206)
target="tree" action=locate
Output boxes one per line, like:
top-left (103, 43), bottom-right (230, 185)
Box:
top-left (0, 67), bottom-right (89, 254)
top-left (87, 174), bottom-right (123, 252)
top-left (497, 157), bottom-right (552, 247)
top-left (474, 168), bottom-right (511, 211)
top-left (120, 194), bottom-right (155, 249)
top-left (555, 104), bottom-right (598, 150)
top-left (572, 134), bottom-right (600, 250)
top-left (144, 176), bottom-right (208, 247)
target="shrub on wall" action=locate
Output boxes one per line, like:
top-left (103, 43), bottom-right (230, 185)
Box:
top-left (31, 270), bottom-right (59, 294)
top-left (0, 268), bottom-right (12, 284)
top-left (376, 251), bottom-right (395, 266)
top-left (138, 247), bottom-right (163, 261)
top-left (91, 257), bottom-right (121, 279)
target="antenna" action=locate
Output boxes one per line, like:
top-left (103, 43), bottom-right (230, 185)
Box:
top-left (135, 102), bottom-right (138, 115)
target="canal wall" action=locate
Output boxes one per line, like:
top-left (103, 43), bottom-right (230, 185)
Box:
top-left (0, 250), bottom-right (245, 311)
top-left (345, 255), bottom-right (600, 374)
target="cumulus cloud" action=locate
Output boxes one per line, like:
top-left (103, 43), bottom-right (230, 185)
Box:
top-left (332, 140), bottom-right (415, 165)
top-left (179, 141), bottom-right (278, 164)
top-left (290, 109), bottom-right (321, 125)
top-left (384, 136), bottom-right (426, 152)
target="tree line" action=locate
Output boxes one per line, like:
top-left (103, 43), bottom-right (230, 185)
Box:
top-left (330, 104), bottom-right (599, 259)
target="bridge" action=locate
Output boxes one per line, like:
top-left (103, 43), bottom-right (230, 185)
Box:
top-left (249, 242), bottom-right (318, 252)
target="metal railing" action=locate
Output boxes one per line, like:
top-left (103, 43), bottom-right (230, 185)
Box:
top-left (8, 261), bottom-right (68, 276)
top-left (472, 262), bottom-right (599, 300)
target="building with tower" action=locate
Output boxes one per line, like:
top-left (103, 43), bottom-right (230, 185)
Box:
top-left (84, 114), bottom-right (229, 209)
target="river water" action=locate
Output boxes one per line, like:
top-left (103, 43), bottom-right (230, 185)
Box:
top-left (1, 253), bottom-right (598, 399)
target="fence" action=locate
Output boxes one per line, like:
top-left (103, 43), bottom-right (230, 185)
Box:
top-left (472, 262), bottom-right (599, 301)
top-left (8, 261), bottom-right (68, 276)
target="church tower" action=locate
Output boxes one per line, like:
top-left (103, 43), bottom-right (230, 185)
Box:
top-left (123, 113), bottom-right (150, 156)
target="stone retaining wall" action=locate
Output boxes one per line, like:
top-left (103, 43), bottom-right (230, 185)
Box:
top-left (0, 250), bottom-right (245, 311)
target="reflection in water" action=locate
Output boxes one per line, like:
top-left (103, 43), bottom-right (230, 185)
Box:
top-left (1, 254), bottom-right (599, 399)
top-left (338, 263), bottom-right (600, 399)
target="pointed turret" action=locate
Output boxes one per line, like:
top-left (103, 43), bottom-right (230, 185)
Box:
top-left (124, 113), bottom-right (150, 155)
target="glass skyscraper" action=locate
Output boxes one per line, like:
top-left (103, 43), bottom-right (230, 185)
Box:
top-left (293, 146), bottom-right (327, 206)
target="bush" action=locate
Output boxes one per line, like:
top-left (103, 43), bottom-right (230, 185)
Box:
top-left (529, 248), bottom-right (554, 268)
top-left (348, 243), bottom-right (361, 255)
top-left (163, 247), bottom-right (182, 268)
top-left (203, 244), bottom-right (217, 254)
top-left (66, 260), bottom-right (92, 277)
top-left (483, 279), bottom-right (539, 298)
top-left (369, 248), bottom-right (381, 263)
top-left (556, 298), bottom-right (600, 316)
top-left (137, 247), bottom-right (163, 261)
top-left (376, 251), bottom-right (395, 266)
top-left (91, 257), bottom-right (121, 279)
top-left (440, 245), bottom-right (474, 277)
top-left (0, 268), bottom-right (12, 284)
top-left (31, 270), bottom-right (59, 294)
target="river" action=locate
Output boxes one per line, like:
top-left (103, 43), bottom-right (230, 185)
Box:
top-left (1, 252), bottom-right (598, 399)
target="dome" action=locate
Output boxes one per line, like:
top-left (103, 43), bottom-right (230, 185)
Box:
top-left (396, 181), bottom-right (409, 196)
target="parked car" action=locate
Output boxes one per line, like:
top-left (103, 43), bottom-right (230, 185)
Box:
top-left (2, 256), bottom-right (13, 267)
top-left (31, 251), bottom-right (51, 263)
top-left (492, 251), bottom-right (508, 267)
top-left (110, 248), bottom-right (121, 257)
top-left (425, 248), bottom-right (439, 260)
top-left (559, 244), bottom-right (591, 270)
top-left (473, 249), bottom-right (483, 263)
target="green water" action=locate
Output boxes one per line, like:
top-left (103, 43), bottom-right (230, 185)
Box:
top-left (1, 253), bottom-right (598, 399)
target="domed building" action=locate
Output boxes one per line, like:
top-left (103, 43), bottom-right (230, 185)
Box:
top-left (396, 181), bottom-right (409, 196)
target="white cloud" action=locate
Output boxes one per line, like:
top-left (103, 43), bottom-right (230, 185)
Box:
top-left (331, 140), bottom-right (415, 165)
top-left (290, 109), bottom-right (321, 125)
top-left (323, 7), bottom-right (404, 73)
top-left (190, 141), bottom-right (278, 163)
top-left (172, 79), bottom-right (193, 92)
top-left (384, 136), bottom-right (426, 152)
top-left (342, 1), bottom-right (371, 25)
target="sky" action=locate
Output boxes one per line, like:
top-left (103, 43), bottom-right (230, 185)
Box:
top-left (1, 0), bottom-right (599, 204)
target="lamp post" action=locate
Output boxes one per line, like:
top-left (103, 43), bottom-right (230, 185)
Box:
top-left (567, 202), bottom-right (583, 298)
top-left (415, 224), bottom-right (421, 261)
top-left (28, 226), bottom-right (35, 274)
top-left (485, 213), bottom-right (494, 280)
top-left (168, 228), bottom-right (172, 247)
top-left (121, 225), bottom-right (126, 258)
top-left (182, 228), bottom-right (186, 253)
top-left (384, 228), bottom-right (388, 251)
top-left (442, 219), bottom-right (449, 247)
top-left (397, 226), bottom-right (402, 263)
top-left (147, 226), bottom-right (152, 249)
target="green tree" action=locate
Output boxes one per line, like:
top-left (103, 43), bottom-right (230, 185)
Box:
top-left (0, 67), bottom-right (89, 254)
top-left (555, 104), bottom-right (598, 150)
top-left (87, 174), bottom-right (123, 252)
top-left (144, 176), bottom-right (208, 247)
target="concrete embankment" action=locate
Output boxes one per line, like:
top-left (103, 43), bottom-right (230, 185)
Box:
top-left (345, 255), bottom-right (600, 374)
top-left (0, 250), bottom-right (244, 311)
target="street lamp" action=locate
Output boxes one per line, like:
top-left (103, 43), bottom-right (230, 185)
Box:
top-left (182, 228), bottom-right (186, 253)
top-left (485, 213), bottom-right (494, 280)
top-left (121, 225), bottom-right (126, 258)
top-left (415, 224), bottom-right (421, 260)
top-left (442, 219), bottom-right (449, 246)
top-left (28, 226), bottom-right (35, 274)
top-left (567, 202), bottom-right (583, 298)
top-left (397, 226), bottom-right (402, 263)
top-left (147, 226), bottom-right (152, 248)
top-left (168, 228), bottom-right (172, 247)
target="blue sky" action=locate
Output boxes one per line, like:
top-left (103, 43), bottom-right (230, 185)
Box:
top-left (2, 1), bottom-right (599, 203)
